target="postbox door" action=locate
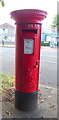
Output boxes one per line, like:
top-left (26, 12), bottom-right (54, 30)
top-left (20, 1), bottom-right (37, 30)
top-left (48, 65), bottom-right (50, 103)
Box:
top-left (16, 26), bottom-right (41, 93)
top-left (21, 30), bottom-right (41, 93)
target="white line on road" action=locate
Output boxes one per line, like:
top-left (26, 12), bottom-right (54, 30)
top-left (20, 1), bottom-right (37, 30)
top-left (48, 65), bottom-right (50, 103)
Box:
top-left (41, 60), bottom-right (57, 64)
top-left (2, 55), bottom-right (15, 58)
top-left (2, 55), bottom-right (57, 64)
top-left (40, 55), bottom-right (57, 58)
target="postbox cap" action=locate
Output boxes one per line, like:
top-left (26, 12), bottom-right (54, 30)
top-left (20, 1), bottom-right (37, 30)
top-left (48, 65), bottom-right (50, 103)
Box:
top-left (10, 9), bottom-right (47, 24)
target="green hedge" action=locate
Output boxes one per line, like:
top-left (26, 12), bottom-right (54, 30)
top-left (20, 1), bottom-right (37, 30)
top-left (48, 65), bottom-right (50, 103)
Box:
top-left (41, 41), bottom-right (50, 46)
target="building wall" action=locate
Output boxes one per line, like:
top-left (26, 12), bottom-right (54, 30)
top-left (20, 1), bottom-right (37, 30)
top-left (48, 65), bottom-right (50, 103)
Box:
top-left (0, 23), bottom-right (15, 41)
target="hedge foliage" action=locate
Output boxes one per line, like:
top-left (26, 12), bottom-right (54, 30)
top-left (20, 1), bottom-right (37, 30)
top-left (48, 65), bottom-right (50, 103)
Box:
top-left (41, 41), bottom-right (50, 46)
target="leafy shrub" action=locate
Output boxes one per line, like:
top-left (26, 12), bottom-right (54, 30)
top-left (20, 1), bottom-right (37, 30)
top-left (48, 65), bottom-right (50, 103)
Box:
top-left (41, 41), bottom-right (50, 46)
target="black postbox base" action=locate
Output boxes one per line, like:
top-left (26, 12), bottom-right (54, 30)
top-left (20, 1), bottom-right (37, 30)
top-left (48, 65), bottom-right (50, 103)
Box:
top-left (15, 90), bottom-right (38, 111)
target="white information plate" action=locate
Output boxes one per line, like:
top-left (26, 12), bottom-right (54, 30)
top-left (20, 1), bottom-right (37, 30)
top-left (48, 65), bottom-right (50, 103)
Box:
top-left (24, 39), bottom-right (34, 54)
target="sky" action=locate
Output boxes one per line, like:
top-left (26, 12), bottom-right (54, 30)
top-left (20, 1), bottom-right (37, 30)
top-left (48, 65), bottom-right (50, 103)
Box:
top-left (0, 0), bottom-right (58, 31)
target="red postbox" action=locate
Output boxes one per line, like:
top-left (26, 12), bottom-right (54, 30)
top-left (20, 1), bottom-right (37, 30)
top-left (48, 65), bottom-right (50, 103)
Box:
top-left (10, 9), bottom-right (47, 111)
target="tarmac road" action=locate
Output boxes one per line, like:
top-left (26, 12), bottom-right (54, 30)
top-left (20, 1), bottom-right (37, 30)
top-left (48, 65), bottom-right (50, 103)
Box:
top-left (0, 46), bottom-right (58, 88)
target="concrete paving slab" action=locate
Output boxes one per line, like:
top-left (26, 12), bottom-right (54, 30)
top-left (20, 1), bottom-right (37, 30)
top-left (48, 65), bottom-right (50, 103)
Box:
top-left (0, 85), bottom-right (58, 119)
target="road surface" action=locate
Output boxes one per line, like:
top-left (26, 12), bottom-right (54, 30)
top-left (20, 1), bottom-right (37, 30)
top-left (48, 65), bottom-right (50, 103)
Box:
top-left (0, 46), bottom-right (58, 88)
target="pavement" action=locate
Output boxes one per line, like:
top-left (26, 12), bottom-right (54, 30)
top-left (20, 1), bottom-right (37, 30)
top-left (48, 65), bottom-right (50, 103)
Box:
top-left (0, 85), bottom-right (58, 119)
top-left (0, 44), bottom-right (58, 119)
top-left (0, 43), bottom-right (57, 49)
top-left (0, 44), bottom-right (15, 48)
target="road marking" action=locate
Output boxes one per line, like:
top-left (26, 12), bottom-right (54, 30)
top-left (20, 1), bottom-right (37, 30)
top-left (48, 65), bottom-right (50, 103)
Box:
top-left (41, 55), bottom-right (57, 58)
top-left (41, 60), bottom-right (57, 64)
top-left (2, 55), bottom-right (57, 64)
top-left (41, 46), bottom-right (57, 50)
top-left (2, 55), bottom-right (15, 58)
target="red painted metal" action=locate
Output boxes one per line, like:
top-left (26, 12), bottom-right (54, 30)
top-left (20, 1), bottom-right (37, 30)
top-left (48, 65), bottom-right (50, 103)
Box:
top-left (11, 9), bottom-right (47, 93)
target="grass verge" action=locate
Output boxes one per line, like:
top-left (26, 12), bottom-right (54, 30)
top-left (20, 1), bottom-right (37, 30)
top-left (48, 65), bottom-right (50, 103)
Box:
top-left (0, 74), bottom-right (15, 93)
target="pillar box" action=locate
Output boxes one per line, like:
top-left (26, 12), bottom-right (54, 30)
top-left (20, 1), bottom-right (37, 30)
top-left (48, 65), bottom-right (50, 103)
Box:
top-left (10, 9), bottom-right (47, 111)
